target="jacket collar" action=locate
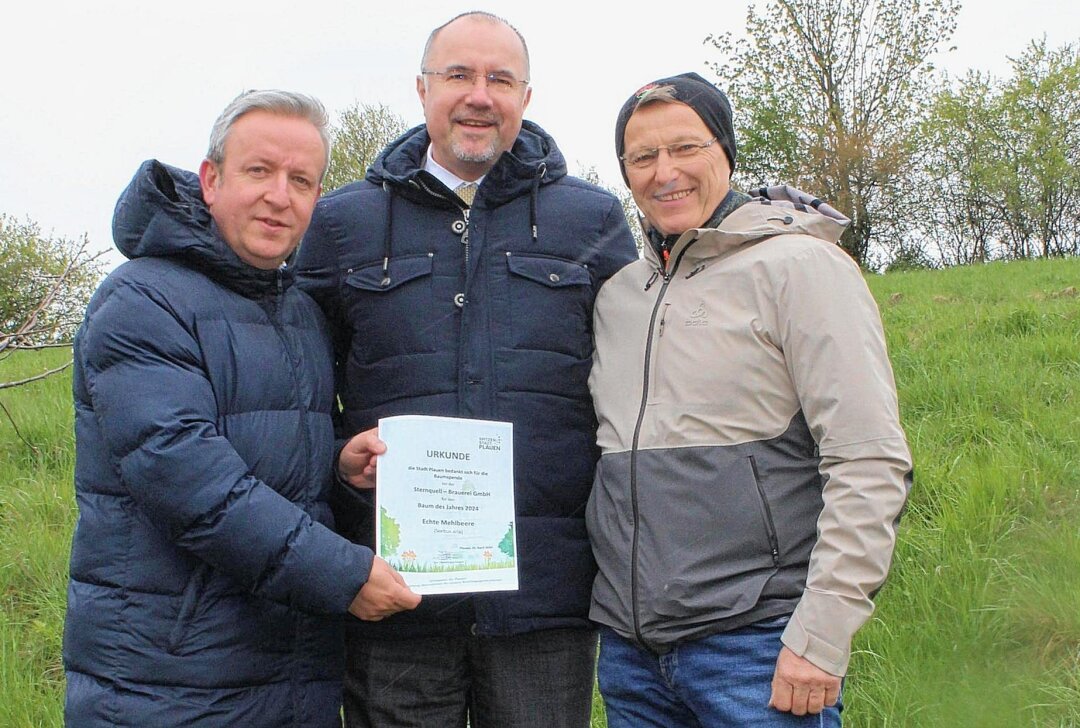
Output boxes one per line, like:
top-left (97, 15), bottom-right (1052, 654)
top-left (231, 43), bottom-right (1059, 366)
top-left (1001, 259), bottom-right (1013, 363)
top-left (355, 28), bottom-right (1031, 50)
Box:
top-left (643, 185), bottom-right (850, 270)
top-left (367, 120), bottom-right (568, 208)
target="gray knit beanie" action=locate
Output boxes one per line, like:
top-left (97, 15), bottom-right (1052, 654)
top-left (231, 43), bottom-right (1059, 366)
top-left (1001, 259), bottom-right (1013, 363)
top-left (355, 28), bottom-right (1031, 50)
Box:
top-left (614, 72), bottom-right (736, 185)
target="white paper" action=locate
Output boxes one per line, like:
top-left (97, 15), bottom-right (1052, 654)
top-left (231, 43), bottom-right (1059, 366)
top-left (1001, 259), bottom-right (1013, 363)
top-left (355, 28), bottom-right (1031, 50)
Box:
top-left (376, 415), bottom-right (518, 595)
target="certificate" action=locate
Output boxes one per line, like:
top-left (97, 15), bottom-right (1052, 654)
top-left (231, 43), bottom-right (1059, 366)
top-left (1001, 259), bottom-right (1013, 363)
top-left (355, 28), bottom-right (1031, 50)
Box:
top-left (376, 415), bottom-right (518, 595)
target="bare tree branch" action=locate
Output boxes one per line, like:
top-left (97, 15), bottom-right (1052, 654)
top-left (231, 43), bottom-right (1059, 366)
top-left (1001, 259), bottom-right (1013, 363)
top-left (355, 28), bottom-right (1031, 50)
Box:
top-left (0, 360), bottom-right (73, 390)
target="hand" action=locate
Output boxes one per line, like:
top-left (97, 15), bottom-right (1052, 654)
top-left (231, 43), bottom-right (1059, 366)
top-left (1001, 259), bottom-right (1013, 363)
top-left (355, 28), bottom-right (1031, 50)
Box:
top-left (338, 427), bottom-right (386, 489)
top-left (348, 557), bottom-right (422, 621)
top-left (768, 646), bottom-right (842, 716)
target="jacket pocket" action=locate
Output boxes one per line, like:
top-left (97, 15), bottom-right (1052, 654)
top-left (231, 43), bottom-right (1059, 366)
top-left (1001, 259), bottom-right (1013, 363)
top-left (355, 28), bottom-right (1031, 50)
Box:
top-left (636, 449), bottom-right (779, 621)
top-left (343, 254), bottom-right (436, 364)
top-left (504, 253), bottom-right (592, 358)
top-left (749, 455), bottom-right (781, 567)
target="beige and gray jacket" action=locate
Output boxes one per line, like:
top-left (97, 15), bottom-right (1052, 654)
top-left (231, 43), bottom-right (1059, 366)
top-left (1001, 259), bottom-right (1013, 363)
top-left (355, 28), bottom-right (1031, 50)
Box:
top-left (586, 186), bottom-right (911, 676)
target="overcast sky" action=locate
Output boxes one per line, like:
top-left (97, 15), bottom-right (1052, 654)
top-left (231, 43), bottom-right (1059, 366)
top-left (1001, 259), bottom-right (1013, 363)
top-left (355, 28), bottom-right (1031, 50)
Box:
top-left (2, 1), bottom-right (1077, 267)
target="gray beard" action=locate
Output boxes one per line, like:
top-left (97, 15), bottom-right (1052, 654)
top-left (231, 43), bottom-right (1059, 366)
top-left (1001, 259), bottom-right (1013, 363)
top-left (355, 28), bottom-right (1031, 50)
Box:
top-left (451, 138), bottom-right (499, 164)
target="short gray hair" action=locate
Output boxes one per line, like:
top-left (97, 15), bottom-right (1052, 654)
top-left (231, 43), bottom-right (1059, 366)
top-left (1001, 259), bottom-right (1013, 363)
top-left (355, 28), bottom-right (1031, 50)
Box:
top-left (633, 84), bottom-right (679, 111)
top-left (421, 11), bottom-right (531, 81)
top-left (206, 89), bottom-right (331, 180)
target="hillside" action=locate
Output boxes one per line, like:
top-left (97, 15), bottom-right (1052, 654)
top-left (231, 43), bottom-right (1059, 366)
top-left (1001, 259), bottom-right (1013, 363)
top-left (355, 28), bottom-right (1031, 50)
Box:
top-left (1, 256), bottom-right (1078, 726)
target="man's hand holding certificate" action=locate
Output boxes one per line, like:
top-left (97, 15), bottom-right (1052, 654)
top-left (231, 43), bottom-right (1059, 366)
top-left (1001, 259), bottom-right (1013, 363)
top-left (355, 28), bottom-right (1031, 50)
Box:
top-left (374, 415), bottom-right (519, 595)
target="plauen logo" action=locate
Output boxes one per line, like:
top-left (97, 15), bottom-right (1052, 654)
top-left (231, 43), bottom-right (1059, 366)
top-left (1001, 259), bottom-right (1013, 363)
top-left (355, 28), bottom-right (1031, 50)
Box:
top-left (685, 302), bottom-right (709, 327)
top-left (478, 436), bottom-right (502, 452)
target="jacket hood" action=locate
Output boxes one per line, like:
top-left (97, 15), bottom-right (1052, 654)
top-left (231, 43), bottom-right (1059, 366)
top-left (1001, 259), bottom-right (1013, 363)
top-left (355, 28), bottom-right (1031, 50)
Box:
top-left (112, 160), bottom-right (289, 294)
top-left (367, 120), bottom-right (568, 207)
top-left (654, 184), bottom-right (851, 268)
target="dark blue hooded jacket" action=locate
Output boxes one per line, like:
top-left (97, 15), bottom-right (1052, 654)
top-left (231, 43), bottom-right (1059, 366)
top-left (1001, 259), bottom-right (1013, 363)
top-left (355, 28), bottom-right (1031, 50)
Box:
top-left (64, 160), bottom-right (373, 727)
top-left (295, 122), bottom-right (637, 638)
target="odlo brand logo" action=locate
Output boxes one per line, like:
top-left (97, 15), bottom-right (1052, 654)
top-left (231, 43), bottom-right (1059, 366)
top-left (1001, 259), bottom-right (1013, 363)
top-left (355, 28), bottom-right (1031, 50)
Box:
top-left (686, 302), bottom-right (709, 327)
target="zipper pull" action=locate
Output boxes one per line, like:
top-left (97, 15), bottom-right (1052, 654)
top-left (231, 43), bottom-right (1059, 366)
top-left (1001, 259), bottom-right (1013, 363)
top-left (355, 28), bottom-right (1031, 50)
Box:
top-left (658, 303), bottom-right (670, 337)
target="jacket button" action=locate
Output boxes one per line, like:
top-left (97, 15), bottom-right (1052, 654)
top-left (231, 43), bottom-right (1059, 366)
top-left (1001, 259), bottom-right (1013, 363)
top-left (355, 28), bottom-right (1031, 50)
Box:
top-left (452, 220), bottom-right (466, 234)
top-left (454, 293), bottom-right (465, 308)
top-left (548, 273), bottom-right (560, 283)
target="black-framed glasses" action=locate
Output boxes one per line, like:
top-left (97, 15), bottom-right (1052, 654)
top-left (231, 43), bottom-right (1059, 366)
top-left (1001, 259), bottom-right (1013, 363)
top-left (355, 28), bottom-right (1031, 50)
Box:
top-left (420, 67), bottom-right (529, 94)
top-left (621, 137), bottom-right (719, 169)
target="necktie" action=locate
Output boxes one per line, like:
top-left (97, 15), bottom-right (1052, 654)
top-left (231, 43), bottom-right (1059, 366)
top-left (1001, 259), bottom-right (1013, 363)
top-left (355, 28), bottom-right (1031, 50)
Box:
top-left (455, 182), bottom-right (478, 206)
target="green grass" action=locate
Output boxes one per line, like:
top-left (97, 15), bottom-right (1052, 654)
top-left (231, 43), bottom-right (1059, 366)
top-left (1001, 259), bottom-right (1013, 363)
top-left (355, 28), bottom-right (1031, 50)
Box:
top-left (2, 257), bottom-right (1079, 726)
top-left (1, 347), bottom-right (73, 728)
top-left (847, 257), bottom-right (1080, 727)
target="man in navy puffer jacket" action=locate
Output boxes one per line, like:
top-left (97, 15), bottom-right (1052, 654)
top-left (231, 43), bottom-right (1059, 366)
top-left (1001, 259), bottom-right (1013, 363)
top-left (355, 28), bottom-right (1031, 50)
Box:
top-left (295, 12), bottom-right (638, 728)
top-left (63, 90), bottom-right (419, 727)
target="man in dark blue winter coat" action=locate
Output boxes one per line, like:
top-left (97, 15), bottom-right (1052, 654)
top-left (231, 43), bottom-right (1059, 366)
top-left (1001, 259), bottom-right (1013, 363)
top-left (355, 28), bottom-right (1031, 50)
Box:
top-left (295, 11), bottom-right (638, 728)
top-left (63, 90), bottom-right (420, 728)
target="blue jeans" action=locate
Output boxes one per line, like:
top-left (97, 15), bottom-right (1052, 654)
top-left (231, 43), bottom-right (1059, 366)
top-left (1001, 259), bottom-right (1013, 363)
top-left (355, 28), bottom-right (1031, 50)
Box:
top-left (343, 628), bottom-right (597, 728)
top-left (598, 618), bottom-right (842, 728)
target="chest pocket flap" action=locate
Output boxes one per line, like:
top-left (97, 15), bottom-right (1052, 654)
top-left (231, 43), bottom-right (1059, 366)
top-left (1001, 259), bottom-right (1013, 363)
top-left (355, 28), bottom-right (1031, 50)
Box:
top-left (506, 254), bottom-right (591, 288)
top-left (346, 254), bottom-right (433, 292)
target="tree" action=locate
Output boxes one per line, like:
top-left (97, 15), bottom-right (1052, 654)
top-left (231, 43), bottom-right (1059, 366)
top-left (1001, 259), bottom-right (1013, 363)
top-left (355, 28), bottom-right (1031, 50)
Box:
top-left (917, 71), bottom-right (1004, 265)
top-left (916, 40), bottom-right (1080, 264)
top-left (707, 0), bottom-right (960, 267)
top-left (995, 39), bottom-right (1080, 258)
top-left (1, 214), bottom-right (105, 390)
top-left (323, 103), bottom-right (409, 192)
top-left (380, 507), bottom-right (401, 557)
top-left (498, 522), bottom-right (515, 560)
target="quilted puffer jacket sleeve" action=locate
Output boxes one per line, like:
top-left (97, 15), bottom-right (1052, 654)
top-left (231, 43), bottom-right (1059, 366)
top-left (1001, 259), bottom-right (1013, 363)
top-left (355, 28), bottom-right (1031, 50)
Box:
top-left (80, 277), bottom-right (373, 615)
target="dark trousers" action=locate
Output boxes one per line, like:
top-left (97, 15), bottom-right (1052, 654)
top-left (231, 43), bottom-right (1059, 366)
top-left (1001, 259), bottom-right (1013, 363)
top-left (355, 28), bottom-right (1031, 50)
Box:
top-left (343, 628), bottom-right (598, 728)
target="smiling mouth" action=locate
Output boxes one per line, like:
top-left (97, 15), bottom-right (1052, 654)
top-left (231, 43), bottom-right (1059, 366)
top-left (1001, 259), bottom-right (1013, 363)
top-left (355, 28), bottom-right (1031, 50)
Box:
top-left (655, 189), bottom-right (694, 202)
top-left (456, 118), bottom-right (496, 129)
top-left (257, 217), bottom-right (287, 229)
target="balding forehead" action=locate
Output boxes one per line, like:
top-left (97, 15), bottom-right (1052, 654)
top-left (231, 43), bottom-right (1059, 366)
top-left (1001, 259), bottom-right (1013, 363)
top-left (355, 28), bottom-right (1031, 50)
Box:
top-left (421, 12), bottom-right (531, 78)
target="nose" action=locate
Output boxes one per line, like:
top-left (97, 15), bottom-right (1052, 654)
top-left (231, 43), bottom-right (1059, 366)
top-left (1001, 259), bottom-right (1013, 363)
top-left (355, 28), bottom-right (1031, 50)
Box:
top-left (653, 149), bottom-right (679, 184)
top-left (264, 173), bottom-right (290, 208)
top-left (464, 76), bottom-right (494, 107)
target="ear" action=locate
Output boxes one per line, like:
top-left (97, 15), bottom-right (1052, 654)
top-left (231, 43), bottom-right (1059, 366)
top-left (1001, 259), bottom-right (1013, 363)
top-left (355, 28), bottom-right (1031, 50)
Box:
top-left (416, 74), bottom-right (427, 107)
top-left (199, 159), bottom-right (219, 206)
top-left (521, 85), bottom-right (532, 113)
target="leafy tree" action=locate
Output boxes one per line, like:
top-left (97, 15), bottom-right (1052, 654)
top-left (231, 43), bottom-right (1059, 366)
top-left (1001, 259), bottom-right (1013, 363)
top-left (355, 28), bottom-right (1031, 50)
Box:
top-left (1, 214), bottom-right (104, 390)
top-left (498, 522), bottom-right (515, 560)
top-left (995, 39), bottom-right (1080, 258)
top-left (707, 0), bottom-right (960, 267)
top-left (917, 40), bottom-right (1080, 264)
top-left (323, 103), bottom-right (409, 192)
top-left (917, 71), bottom-right (1003, 265)
top-left (380, 507), bottom-right (401, 557)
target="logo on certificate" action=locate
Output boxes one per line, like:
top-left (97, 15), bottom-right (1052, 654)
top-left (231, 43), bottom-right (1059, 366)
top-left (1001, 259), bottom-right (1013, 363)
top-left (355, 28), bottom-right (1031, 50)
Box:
top-left (478, 435), bottom-right (503, 452)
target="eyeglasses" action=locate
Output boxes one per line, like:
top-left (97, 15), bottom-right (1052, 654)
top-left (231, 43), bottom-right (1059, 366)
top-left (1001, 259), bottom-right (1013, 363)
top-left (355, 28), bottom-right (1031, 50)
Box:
top-left (621, 138), bottom-right (719, 169)
top-left (421, 67), bottom-right (529, 94)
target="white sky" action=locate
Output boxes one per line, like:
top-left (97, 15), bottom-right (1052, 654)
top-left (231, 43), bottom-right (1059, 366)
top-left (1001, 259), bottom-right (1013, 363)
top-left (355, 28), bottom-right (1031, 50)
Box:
top-left (2, 1), bottom-right (1078, 267)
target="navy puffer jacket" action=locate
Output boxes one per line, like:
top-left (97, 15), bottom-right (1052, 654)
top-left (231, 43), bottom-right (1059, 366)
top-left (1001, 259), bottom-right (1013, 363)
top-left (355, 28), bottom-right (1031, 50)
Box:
top-left (296, 122), bottom-right (637, 638)
top-left (63, 160), bottom-right (373, 727)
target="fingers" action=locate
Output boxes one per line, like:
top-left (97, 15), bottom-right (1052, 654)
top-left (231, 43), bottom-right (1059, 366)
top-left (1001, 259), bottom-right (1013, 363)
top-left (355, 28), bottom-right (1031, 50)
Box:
top-left (349, 427), bottom-right (386, 456)
top-left (769, 647), bottom-right (841, 716)
top-left (348, 558), bottom-right (422, 621)
top-left (339, 427), bottom-right (386, 488)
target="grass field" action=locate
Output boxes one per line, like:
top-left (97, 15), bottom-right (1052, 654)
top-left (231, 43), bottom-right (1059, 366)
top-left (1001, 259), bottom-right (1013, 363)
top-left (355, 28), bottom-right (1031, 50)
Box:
top-left (1, 256), bottom-right (1078, 726)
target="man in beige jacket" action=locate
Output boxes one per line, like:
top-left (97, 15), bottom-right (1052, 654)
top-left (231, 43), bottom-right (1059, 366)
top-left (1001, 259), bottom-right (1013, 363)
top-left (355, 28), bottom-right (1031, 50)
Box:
top-left (586, 72), bottom-right (912, 727)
